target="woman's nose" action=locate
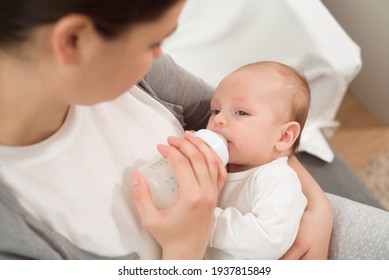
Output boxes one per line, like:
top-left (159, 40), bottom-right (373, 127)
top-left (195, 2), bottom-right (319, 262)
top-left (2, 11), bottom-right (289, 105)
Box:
top-left (153, 46), bottom-right (163, 59)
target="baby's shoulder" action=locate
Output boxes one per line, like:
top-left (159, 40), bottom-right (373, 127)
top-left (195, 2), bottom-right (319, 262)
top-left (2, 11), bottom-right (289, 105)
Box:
top-left (255, 157), bottom-right (296, 180)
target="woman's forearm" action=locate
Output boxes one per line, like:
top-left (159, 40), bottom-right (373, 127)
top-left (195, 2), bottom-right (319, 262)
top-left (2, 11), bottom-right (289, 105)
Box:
top-left (289, 155), bottom-right (330, 209)
top-left (284, 155), bottom-right (333, 259)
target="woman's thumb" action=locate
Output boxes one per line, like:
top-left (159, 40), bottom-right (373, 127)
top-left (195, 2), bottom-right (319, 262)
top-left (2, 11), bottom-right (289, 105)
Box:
top-left (131, 171), bottom-right (158, 220)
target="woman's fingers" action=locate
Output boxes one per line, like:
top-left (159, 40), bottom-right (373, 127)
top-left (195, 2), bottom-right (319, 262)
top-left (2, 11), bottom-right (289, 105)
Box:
top-left (280, 241), bottom-right (308, 260)
top-left (183, 132), bottom-right (220, 186)
top-left (131, 168), bottom-right (213, 259)
top-left (132, 133), bottom-right (227, 259)
top-left (168, 135), bottom-right (211, 186)
top-left (166, 133), bottom-right (225, 190)
top-left (131, 171), bottom-right (160, 226)
top-left (157, 143), bottom-right (199, 198)
top-left (156, 133), bottom-right (226, 210)
top-left (183, 131), bottom-right (227, 193)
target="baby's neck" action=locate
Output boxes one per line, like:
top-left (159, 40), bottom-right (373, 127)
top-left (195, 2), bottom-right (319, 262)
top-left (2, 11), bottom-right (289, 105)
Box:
top-left (228, 150), bottom-right (293, 173)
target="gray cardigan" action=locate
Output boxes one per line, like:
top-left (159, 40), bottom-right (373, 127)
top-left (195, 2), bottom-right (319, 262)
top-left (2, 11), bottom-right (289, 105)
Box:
top-left (1, 55), bottom-right (389, 259)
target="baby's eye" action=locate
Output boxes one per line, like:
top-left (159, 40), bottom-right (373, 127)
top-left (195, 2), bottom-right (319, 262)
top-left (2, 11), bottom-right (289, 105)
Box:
top-left (235, 110), bottom-right (249, 116)
top-left (211, 109), bottom-right (221, 115)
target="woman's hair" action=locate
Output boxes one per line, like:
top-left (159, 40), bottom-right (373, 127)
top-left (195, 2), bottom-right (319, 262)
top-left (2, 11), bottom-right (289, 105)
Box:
top-left (0, 0), bottom-right (180, 45)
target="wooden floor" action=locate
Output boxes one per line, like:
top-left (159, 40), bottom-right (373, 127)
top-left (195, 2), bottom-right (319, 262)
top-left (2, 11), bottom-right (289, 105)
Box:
top-left (329, 92), bottom-right (389, 172)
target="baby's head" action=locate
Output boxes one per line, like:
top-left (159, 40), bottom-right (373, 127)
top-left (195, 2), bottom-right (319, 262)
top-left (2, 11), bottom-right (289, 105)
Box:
top-left (252, 61), bottom-right (310, 151)
top-left (207, 61), bottom-right (310, 171)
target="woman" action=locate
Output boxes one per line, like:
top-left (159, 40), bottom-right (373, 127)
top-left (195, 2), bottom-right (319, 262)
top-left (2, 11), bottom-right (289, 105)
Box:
top-left (0, 0), bottom-right (380, 260)
top-left (0, 0), bottom-right (221, 260)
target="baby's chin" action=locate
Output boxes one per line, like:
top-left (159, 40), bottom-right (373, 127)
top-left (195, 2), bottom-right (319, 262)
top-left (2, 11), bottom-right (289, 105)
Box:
top-left (227, 163), bottom-right (252, 173)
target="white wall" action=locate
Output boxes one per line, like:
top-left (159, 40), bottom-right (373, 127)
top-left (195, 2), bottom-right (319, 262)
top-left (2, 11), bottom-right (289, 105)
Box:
top-left (322, 0), bottom-right (389, 123)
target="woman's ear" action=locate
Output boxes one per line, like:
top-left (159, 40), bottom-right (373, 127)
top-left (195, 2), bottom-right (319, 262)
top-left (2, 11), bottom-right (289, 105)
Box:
top-left (50, 15), bottom-right (94, 65)
top-left (275, 121), bottom-right (301, 152)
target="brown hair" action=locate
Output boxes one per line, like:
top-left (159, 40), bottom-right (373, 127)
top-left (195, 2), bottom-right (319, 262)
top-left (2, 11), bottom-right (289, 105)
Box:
top-left (274, 62), bottom-right (310, 151)
top-left (0, 0), bottom-right (181, 46)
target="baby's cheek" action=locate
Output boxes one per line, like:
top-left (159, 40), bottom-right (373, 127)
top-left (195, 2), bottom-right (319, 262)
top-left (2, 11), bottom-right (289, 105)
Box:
top-left (205, 121), bottom-right (213, 130)
top-left (231, 142), bottom-right (251, 160)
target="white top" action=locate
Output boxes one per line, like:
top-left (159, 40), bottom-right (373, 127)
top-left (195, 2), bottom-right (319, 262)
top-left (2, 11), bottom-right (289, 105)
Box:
top-left (205, 157), bottom-right (307, 260)
top-left (0, 86), bottom-right (184, 258)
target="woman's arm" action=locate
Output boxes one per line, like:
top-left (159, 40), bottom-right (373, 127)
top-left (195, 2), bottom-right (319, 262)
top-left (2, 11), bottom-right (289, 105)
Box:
top-left (282, 155), bottom-right (333, 259)
top-left (142, 54), bottom-right (214, 130)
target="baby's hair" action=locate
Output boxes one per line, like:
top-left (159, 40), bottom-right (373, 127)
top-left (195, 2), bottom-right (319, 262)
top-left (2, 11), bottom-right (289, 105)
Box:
top-left (273, 62), bottom-right (310, 151)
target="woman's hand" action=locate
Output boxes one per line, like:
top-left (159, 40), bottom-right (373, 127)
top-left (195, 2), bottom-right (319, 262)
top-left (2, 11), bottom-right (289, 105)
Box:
top-left (281, 198), bottom-right (333, 259)
top-left (281, 155), bottom-right (333, 259)
top-left (131, 131), bottom-right (227, 259)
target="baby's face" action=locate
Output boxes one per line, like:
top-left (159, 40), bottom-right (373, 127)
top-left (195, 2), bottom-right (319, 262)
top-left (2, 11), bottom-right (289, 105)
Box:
top-left (206, 67), bottom-right (290, 170)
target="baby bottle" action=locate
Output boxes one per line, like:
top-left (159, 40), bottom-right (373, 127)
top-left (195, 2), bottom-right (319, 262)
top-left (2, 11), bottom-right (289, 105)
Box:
top-left (138, 129), bottom-right (229, 208)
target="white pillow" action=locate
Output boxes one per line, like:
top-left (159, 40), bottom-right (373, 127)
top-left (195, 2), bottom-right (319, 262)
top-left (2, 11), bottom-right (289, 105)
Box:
top-left (163, 0), bottom-right (362, 162)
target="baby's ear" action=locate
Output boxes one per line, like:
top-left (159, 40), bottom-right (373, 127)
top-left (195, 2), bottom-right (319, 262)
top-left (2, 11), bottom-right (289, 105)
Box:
top-left (275, 121), bottom-right (300, 152)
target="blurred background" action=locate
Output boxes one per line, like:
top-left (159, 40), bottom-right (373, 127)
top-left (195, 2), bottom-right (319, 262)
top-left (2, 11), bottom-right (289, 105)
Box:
top-left (323, 0), bottom-right (389, 209)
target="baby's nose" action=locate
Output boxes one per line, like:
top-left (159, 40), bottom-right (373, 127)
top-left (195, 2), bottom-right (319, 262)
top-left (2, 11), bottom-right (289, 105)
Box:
top-left (214, 112), bottom-right (227, 126)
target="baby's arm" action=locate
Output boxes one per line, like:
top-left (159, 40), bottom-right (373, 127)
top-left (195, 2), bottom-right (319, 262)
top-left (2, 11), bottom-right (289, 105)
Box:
top-left (208, 165), bottom-right (306, 259)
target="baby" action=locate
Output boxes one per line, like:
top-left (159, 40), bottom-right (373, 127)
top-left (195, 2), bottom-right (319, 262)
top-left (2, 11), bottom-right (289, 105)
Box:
top-left (205, 61), bottom-right (309, 259)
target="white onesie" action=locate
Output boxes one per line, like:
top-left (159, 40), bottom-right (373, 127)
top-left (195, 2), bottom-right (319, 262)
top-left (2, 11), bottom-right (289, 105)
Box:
top-left (205, 157), bottom-right (307, 259)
